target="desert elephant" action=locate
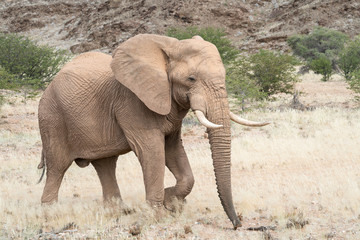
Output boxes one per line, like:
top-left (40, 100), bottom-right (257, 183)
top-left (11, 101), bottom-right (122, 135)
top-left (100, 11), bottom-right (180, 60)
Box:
top-left (37, 34), bottom-right (269, 229)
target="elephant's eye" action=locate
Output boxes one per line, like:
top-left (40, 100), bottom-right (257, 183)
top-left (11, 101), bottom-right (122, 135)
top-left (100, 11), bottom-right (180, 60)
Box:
top-left (188, 76), bottom-right (196, 82)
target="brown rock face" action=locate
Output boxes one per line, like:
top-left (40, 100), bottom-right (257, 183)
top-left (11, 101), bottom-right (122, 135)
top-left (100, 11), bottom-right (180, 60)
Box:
top-left (1, 0), bottom-right (359, 53)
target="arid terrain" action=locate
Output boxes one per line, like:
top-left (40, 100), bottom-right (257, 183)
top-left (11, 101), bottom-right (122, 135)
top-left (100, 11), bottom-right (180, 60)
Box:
top-left (1, 72), bottom-right (359, 239)
top-left (1, 0), bottom-right (360, 239)
top-left (1, 0), bottom-right (359, 53)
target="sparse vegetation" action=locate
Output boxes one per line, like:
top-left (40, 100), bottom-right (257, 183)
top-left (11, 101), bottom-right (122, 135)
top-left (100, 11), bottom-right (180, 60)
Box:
top-left (0, 68), bottom-right (16, 108)
top-left (309, 55), bottom-right (333, 82)
top-left (226, 57), bottom-right (265, 109)
top-left (338, 36), bottom-right (360, 81)
top-left (287, 27), bottom-right (349, 66)
top-left (227, 50), bottom-right (299, 109)
top-left (249, 49), bottom-right (299, 97)
top-left (0, 33), bottom-right (70, 102)
top-left (288, 27), bottom-right (349, 81)
top-left (349, 69), bottom-right (360, 100)
top-left (1, 72), bottom-right (359, 239)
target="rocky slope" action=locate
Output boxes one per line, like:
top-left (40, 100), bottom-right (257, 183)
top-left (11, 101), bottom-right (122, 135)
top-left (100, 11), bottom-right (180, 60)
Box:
top-left (1, 0), bottom-right (359, 54)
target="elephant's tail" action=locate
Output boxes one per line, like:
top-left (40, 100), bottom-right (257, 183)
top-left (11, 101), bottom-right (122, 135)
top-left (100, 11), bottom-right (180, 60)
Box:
top-left (37, 150), bottom-right (46, 184)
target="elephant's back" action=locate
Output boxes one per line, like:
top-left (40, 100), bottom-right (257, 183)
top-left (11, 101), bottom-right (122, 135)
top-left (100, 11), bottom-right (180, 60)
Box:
top-left (45, 52), bottom-right (114, 106)
top-left (38, 51), bottom-right (116, 126)
top-left (58, 52), bottom-right (112, 82)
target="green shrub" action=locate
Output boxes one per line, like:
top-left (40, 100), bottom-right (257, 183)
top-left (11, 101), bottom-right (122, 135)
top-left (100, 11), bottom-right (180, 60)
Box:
top-left (0, 33), bottom-right (70, 103)
top-left (339, 36), bottom-right (360, 81)
top-left (0, 68), bottom-right (15, 108)
top-left (0, 67), bottom-right (17, 89)
top-left (349, 69), bottom-right (360, 100)
top-left (249, 50), bottom-right (299, 98)
top-left (310, 55), bottom-right (333, 81)
top-left (288, 27), bottom-right (349, 66)
top-left (0, 33), bottom-right (70, 91)
top-left (167, 26), bottom-right (239, 65)
top-left (226, 57), bottom-right (265, 109)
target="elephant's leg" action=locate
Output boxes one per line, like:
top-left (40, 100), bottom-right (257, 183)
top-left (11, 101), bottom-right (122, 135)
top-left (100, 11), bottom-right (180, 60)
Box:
top-left (41, 151), bottom-right (72, 204)
top-left (140, 148), bottom-right (166, 206)
top-left (164, 131), bottom-right (194, 210)
top-left (125, 131), bottom-right (166, 207)
top-left (91, 156), bottom-right (122, 202)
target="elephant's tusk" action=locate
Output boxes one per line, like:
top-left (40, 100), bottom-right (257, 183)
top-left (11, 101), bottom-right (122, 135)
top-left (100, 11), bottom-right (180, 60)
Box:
top-left (194, 110), bottom-right (223, 129)
top-left (230, 112), bottom-right (270, 127)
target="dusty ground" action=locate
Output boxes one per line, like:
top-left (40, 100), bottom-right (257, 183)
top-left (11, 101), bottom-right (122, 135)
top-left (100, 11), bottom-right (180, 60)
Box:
top-left (1, 72), bottom-right (359, 239)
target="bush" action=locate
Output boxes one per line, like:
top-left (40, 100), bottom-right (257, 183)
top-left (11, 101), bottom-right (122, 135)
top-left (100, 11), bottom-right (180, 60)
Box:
top-left (226, 57), bottom-right (265, 109)
top-left (338, 36), bottom-right (360, 81)
top-left (0, 67), bottom-right (16, 108)
top-left (288, 27), bottom-right (349, 66)
top-left (310, 55), bottom-right (333, 81)
top-left (249, 50), bottom-right (299, 98)
top-left (0, 67), bottom-right (17, 89)
top-left (348, 69), bottom-right (360, 100)
top-left (0, 33), bottom-right (70, 95)
top-left (167, 26), bottom-right (239, 65)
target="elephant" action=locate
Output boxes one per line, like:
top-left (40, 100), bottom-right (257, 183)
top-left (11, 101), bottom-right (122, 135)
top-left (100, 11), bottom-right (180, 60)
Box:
top-left (37, 34), bottom-right (269, 229)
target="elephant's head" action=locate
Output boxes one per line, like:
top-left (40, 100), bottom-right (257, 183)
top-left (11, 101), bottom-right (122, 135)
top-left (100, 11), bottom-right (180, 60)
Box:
top-left (111, 34), bottom-right (268, 229)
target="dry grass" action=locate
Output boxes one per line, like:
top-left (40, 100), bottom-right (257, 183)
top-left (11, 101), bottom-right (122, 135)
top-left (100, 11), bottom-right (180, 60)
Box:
top-left (1, 73), bottom-right (360, 239)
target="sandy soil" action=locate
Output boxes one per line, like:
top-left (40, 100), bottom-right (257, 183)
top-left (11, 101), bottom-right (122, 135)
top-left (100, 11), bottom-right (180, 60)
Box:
top-left (1, 72), bottom-right (360, 239)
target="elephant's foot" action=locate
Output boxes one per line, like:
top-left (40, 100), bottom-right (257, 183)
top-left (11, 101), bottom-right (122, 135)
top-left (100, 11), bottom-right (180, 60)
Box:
top-left (41, 197), bottom-right (58, 205)
top-left (163, 187), bottom-right (186, 213)
top-left (104, 198), bottom-right (136, 215)
top-left (145, 200), bottom-right (169, 221)
top-left (118, 201), bottom-right (136, 215)
top-left (121, 204), bottom-right (136, 215)
top-left (153, 204), bottom-right (169, 221)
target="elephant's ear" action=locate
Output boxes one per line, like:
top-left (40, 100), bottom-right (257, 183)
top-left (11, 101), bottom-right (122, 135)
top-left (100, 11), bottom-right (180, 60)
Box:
top-left (111, 34), bottom-right (178, 115)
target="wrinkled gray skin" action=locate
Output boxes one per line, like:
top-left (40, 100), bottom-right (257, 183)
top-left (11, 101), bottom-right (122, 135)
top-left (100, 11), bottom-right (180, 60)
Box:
top-left (38, 34), bottom-right (245, 229)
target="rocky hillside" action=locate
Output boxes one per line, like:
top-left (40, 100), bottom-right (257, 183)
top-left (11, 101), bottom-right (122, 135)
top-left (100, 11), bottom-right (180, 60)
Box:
top-left (1, 0), bottom-right (359, 54)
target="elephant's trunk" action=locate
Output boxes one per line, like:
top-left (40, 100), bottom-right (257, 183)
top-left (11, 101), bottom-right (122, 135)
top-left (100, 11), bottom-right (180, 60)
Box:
top-left (206, 95), bottom-right (241, 229)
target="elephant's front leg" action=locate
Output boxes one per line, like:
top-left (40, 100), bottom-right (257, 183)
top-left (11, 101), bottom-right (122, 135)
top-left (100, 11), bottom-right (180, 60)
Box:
top-left (127, 131), bottom-right (166, 207)
top-left (164, 130), bottom-right (195, 211)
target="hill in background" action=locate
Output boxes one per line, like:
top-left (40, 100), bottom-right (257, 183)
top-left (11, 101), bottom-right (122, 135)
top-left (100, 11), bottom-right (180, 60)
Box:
top-left (1, 0), bottom-right (359, 53)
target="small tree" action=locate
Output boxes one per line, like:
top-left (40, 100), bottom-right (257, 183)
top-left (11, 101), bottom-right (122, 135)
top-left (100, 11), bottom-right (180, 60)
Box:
top-left (287, 27), bottom-right (349, 66)
top-left (310, 55), bottom-right (333, 81)
top-left (339, 36), bottom-right (360, 81)
top-left (348, 69), bottom-right (360, 101)
top-left (226, 57), bottom-right (265, 109)
top-left (0, 67), bottom-right (17, 90)
top-left (288, 27), bottom-right (349, 82)
top-left (0, 67), bottom-right (17, 108)
top-left (0, 33), bottom-right (70, 102)
top-left (249, 50), bottom-right (299, 98)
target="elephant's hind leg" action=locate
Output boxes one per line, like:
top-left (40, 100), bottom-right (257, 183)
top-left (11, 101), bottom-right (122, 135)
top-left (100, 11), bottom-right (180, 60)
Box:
top-left (91, 156), bottom-right (122, 203)
top-left (41, 151), bottom-right (72, 204)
